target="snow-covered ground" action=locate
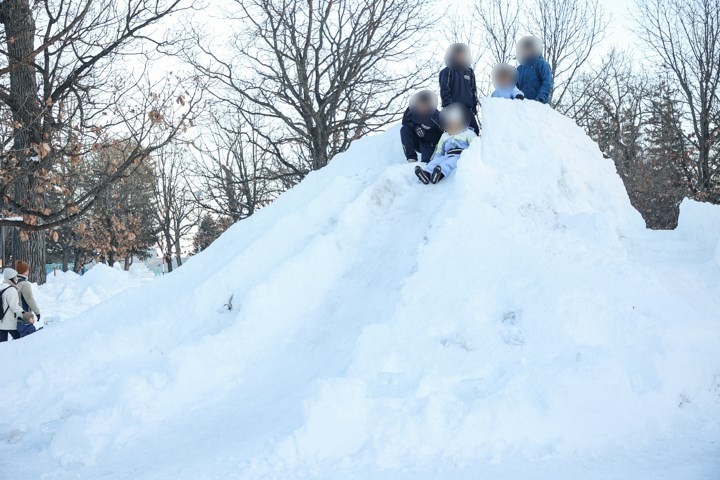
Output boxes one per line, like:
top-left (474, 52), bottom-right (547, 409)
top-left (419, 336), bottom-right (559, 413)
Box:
top-left (37, 263), bottom-right (156, 325)
top-left (1, 99), bottom-right (719, 479)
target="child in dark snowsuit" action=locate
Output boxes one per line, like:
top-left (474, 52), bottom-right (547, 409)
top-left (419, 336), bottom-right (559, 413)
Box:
top-left (400, 90), bottom-right (444, 163)
top-left (516, 36), bottom-right (553, 104)
top-left (491, 63), bottom-right (525, 100)
top-left (439, 43), bottom-right (480, 133)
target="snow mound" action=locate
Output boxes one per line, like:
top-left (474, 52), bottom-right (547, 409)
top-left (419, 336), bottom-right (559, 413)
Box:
top-left (1, 99), bottom-right (719, 479)
top-left (38, 263), bottom-right (155, 324)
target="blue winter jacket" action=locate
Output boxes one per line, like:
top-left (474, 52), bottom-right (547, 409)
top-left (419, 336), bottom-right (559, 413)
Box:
top-left (491, 86), bottom-right (525, 100)
top-left (517, 56), bottom-right (553, 103)
top-left (402, 108), bottom-right (443, 145)
top-left (439, 67), bottom-right (479, 113)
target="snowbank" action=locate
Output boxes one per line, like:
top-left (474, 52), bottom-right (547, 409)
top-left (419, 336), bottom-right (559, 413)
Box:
top-left (674, 199), bottom-right (720, 259)
top-left (38, 263), bottom-right (155, 324)
top-left (1, 99), bottom-right (719, 480)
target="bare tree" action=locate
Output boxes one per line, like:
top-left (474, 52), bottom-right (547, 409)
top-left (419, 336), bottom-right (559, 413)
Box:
top-left (0, 0), bottom-right (200, 282)
top-left (474, 0), bottom-right (523, 67)
top-left (189, 109), bottom-right (281, 223)
top-left (192, 0), bottom-right (436, 179)
top-left (634, 0), bottom-right (720, 202)
top-left (153, 144), bottom-right (195, 272)
top-left (528, 0), bottom-right (609, 109)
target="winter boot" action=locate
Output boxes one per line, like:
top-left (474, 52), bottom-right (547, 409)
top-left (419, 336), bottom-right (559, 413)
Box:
top-left (415, 166), bottom-right (431, 185)
top-left (431, 166), bottom-right (445, 184)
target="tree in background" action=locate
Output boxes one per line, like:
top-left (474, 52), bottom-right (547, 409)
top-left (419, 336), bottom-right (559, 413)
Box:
top-left (473, 0), bottom-right (523, 68)
top-left (70, 143), bottom-right (158, 268)
top-left (192, 0), bottom-right (436, 181)
top-left (0, 0), bottom-right (200, 282)
top-left (190, 109), bottom-right (282, 223)
top-left (634, 0), bottom-right (720, 203)
top-left (154, 144), bottom-right (195, 273)
top-left (528, 0), bottom-right (608, 109)
top-left (193, 214), bottom-right (228, 253)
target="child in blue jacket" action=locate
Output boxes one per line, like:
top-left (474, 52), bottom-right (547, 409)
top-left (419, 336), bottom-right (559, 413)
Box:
top-left (491, 63), bottom-right (525, 100)
top-left (414, 103), bottom-right (478, 185)
top-left (439, 43), bottom-right (480, 133)
top-left (516, 36), bottom-right (553, 104)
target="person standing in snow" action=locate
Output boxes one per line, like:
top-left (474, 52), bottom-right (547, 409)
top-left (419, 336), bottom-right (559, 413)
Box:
top-left (491, 63), bottom-right (525, 100)
top-left (439, 43), bottom-right (480, 133)
top-left (515, 36), bottom-right (553, 104)
top-left (415, 103), bottom-right (478, 185)
top-left (400, 90), bottom-right (444, 163)
top-left (0, 268), bottom-right (36, 342)
top-left (15, 260), bottom-right (42, 329)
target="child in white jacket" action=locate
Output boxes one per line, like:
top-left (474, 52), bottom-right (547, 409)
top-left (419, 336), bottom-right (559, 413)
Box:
top-left (415, 103), bottom-right (478, 184)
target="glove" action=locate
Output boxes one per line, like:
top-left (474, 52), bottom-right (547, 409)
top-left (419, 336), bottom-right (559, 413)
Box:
top-left (414, 127), bottom-right (425, 138)
top-left (515, 94), bottom-right (525, 100)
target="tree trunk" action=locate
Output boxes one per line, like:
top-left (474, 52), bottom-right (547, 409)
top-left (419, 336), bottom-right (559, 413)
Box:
top-left (61, 243), bottom-right (69, 272)
top-left (164, 229), bottom-right (174, 273)
top-left (2, 0), bottom-right (47, 284)
top-left (12, 227), bottom-right (45, 282)
top-left (174, 234), bottom-right (183, 267)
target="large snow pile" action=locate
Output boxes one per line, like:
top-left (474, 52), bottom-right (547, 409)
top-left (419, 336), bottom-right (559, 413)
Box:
top-left (1, 99), bottom-right (719, 479)
top-left (37, 263), bottom-right (156, 324)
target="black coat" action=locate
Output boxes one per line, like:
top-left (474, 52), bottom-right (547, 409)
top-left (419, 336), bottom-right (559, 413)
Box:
top-left (401, 108), bottom-right (443, 145)
top-left (439, 66), bottom-right (479, 113)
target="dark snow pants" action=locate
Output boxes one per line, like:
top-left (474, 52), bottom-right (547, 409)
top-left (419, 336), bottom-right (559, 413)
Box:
top-left (0, 330), bottom-right (21, 342)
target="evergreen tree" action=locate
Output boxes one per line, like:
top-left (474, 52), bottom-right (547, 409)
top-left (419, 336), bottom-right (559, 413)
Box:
top-left (193, 215), bottom-right (226, 253)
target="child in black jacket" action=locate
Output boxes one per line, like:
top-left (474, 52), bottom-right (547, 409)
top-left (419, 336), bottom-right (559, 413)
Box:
top-left (400, 90), bottom-right (444, 163)
top-left (439, 43), bottom-right (479, 133)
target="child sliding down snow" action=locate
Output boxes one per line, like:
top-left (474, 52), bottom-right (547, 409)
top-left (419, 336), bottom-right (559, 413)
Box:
top-left (491, 63), bottom-right (524, 100)
top-left (415, 103), bottom-right (477, 185)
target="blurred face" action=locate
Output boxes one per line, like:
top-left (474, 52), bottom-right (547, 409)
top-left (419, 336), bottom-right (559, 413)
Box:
top-left (414, 100), bottom-right (432, 117)
top-left (519, 44), bottom-right (535, 62)
top-left (446, 118), bottom-right (464, 135)
top-left (496, 71), bottom-right (514, 87)
top-left (453, 51), bottom-right (468, 67)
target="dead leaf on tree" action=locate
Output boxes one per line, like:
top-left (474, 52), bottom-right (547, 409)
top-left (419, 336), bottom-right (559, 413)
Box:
top-left (149, 109), bottom-right (164, 125)
top-left (31, 142), bottom-right (51, 159)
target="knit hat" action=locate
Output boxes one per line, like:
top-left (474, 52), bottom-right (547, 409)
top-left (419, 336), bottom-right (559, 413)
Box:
top-left (3, 268), bottom-right (18, 282)
top-left (15, 260), bottom-right (29, 276)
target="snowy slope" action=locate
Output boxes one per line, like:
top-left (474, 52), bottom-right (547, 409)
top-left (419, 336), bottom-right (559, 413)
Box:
top-left (1, 99), bottom-right (719, 479)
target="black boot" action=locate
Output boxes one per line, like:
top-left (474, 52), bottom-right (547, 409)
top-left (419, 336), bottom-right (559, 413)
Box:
top-left (415, 166), bottom-right (431, 185)
top-left (431, 166), bottom-right (445, 184)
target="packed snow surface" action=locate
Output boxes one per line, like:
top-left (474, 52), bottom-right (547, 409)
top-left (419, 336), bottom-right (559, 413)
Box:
top-left (1, 99), bottom-right (719, 479)
top-left (38, 263), bottom-right (156, 324)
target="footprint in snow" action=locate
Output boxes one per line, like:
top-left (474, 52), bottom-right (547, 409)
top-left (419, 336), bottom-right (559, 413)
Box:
top-left (500, 311), bottom-right (524, 346)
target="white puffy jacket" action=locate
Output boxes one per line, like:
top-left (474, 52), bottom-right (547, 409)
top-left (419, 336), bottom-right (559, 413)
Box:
top-left (0, 282), bottom-right (25, 331)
